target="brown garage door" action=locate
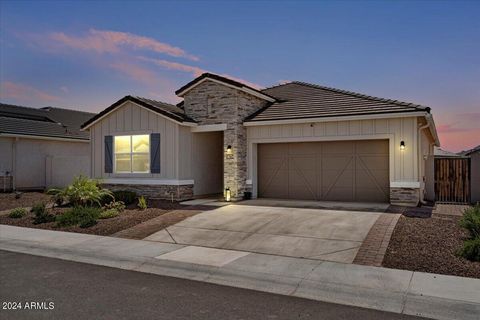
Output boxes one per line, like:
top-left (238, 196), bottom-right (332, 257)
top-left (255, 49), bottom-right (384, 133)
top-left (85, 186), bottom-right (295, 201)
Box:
top-left (258, 140), bottom-right (389, 202)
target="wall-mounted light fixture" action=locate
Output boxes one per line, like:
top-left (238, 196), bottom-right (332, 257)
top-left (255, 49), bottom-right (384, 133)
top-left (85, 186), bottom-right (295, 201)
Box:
top-left (400, 141), bottom-right (405, 151)
top-left (226, 145), bottom-right (232, 155)
top-left (225, 188), bottom-right (231, 202)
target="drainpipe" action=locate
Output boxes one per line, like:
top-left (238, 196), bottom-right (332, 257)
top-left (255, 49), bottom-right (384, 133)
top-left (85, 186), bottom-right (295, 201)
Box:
top-left (418, 122), bottom-right (430, 204)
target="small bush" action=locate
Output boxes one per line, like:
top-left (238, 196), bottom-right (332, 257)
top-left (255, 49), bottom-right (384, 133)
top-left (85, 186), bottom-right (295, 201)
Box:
top-left (56, 206), bottom-right (101, 228)
top-left (99, 209), bottom-right (120, 219)
top-left (31, 203), bottom-right (55, 224)
top-left (137, 196), bottom-right (147, 210)
top-left (457, 238), bottom-right (480, 262)
top-left (9, 207), bottom-right (27, 218)
top-left (103, 201), bottom-right (125, 212)
top-left (48, 175), bottom-right (113, 207)
top-left (79, 215), bottom-right (98, 228)
top-left (112, 190), bottom-right (137, 205)
top-left (460, 205), bottom-right (480, 239)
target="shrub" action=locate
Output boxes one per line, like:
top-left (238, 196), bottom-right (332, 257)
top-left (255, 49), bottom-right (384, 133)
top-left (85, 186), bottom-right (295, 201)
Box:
top-left (31, 203), bottom-right (55, 224)
top-left (56, 206), bottom-right (101, 228)
top-left (48, 175), bottom-right (113, 207)
top-left (137, 196), bottom-right (147, 210)
top-left (460, 205), bottom-right (480, 239)
top-left (112, 190), bottom-right (137, 205)
top-left (457, 238), bottom-right (480, 262)
top-left (79, 215), bottom-right (98, 228)
top-left (99, 209), bottom-right (120, 219)
top-left (103, 201), bottom-right (125, 212)
top-left (9, 207), bottom-right (27, 218)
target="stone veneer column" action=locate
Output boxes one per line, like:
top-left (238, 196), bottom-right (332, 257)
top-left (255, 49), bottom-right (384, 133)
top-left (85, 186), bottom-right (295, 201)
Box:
top-left (183, 80), bottom-right (268, 200)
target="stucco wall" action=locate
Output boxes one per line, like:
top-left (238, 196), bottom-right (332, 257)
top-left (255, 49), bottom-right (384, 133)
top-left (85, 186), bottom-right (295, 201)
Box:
top-left (246, 116), bottom-right (423, 196)
top-left (89, 101), bottom-right (180, 181)
top-left (0, 137), bottom-right (13, 175)
top-left (0, 137), bottom-right (90, 189)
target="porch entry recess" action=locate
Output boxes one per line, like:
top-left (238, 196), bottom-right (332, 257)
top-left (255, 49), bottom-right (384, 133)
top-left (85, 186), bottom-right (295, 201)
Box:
top-left (257, 140), bottom-right (389, 202)
top-left (434, 157), bottom-right (470, 203)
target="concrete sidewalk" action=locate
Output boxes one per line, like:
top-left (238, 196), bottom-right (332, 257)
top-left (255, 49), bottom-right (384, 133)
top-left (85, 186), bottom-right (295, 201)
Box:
top-left (1, 225), bottom-right (479, 320)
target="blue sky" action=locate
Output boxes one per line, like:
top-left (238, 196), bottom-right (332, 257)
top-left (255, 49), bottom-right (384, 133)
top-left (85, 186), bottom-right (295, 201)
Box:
top-left (0, 0), bottom-right (479, 151)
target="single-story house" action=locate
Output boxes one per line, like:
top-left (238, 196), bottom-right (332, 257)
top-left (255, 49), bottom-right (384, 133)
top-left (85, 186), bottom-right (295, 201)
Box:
top-left (0, 103), bottom-right (95, 190)
top-left (81, 73), bottom-right (440, 206)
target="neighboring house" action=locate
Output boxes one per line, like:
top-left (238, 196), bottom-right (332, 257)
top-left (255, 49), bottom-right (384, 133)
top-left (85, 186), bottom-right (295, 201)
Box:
top-left (460, 145), bottom-right (480, 204)
top-left (82, 73), bottom-right (439, 206)
top-left (0, 103), bottom-right (95, 191)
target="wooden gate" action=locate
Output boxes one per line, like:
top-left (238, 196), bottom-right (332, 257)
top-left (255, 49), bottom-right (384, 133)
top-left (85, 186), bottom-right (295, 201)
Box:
top-left (434, 158), bottom-right (470, 203)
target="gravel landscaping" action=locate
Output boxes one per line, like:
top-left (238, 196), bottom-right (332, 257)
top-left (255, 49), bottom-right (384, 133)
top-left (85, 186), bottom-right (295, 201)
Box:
top-left (0, 207), bottom-right (173, 236)
top-left (0, 192), bottom-right (51, 211)
top-left (383, 213), bottom-right (480, 279)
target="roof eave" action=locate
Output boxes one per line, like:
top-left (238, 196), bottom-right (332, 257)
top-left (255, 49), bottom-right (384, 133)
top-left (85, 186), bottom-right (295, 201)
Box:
top-left (175, 73), bottom-right (276, 102)
top-left (81, 96), bottom-right (196, 130)
top-left (244, 111), bottom-right (430, 126)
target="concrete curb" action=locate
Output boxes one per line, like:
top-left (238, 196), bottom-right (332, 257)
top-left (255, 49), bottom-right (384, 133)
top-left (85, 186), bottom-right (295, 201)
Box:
top-left (1, 225), bottom-right (479, 320)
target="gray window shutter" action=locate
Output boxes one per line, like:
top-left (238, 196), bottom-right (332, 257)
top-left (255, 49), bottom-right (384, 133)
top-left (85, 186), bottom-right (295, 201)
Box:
top-left (150, 133), bottom-right (161, 173)
top-left (105, 135), bottom-right (113, 173)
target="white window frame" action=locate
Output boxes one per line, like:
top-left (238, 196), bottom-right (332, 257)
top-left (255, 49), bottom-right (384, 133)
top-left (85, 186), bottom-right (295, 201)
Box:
top-left (114, 135), bottom-right (150, 174)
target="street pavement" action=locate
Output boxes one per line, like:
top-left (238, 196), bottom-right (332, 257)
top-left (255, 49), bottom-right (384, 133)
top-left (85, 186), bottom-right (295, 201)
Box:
top-left (0, 250), bottom-right (425, 320)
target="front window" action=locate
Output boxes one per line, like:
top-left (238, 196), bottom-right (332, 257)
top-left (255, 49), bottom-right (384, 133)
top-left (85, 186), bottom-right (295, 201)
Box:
top-left (114, 135), bottom-right (150, 173)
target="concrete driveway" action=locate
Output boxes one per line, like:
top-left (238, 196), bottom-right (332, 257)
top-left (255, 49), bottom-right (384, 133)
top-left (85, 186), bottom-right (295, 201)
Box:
top-left (145, 205), bottom-right (382, 263)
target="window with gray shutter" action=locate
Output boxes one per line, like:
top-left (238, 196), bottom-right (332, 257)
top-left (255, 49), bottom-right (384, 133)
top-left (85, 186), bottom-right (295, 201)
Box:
top-left (150, 133), bottom-right (161, 173)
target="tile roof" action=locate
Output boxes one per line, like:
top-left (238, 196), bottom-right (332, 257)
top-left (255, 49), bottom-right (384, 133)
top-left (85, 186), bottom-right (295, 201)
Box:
top-left (81, 95), bottom-right (196, 129)
top-left (0, 103), bottom-right (95, 140)
top-left (245, 82), bottom-right (430, 122)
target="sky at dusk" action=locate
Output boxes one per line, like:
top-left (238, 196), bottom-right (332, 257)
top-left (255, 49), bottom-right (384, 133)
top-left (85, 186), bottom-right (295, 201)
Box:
top-left (0, 0), bottom-right (479, 152)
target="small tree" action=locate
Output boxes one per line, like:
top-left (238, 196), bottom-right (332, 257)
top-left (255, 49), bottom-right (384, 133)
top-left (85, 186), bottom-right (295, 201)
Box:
top-left (48, 175), bottom-right (113, 207)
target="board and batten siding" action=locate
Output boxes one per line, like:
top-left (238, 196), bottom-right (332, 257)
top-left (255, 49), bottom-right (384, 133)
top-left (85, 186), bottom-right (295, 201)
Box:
top-left (90, 101), bottom-right (181, 180)
top-left (246, 117), bottom-right (421, 186)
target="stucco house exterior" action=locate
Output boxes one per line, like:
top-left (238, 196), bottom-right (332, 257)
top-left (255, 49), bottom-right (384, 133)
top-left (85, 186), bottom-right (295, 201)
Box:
top-left (0, 103), bottom-right (95, 191)
top-left (82, 73), bottom-right (439, 206)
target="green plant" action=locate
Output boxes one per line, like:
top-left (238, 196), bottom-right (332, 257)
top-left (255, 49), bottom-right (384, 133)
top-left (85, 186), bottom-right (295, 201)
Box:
top-left (103, 201), bottom-right (125, 212)
top-left (31, 203), bottom-right (55, 224)
top-left (457, 238), bottom-right (480, 262)
top-left (460, 205), bottom-right (480, 239)
top-left (79, 215), bottom-right (98, 228)
top-left (48, 175), bottom-right (113, 207)
top-left (56, 206), bottom-right (101, 227)
top-left (458, 205), bottom-right (480, 262)
top-left (137, 196), bottom-right (147, 210)
top-left (99, 209), bottom-right (120, 219)
top-left (112, 190), bottom-right (137, 205)
top-left (8, 207), bottom-right (27, 218)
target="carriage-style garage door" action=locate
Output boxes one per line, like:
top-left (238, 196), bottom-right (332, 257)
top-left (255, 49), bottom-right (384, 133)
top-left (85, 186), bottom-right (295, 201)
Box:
top-left (258, 140), bottom-right (389, 202)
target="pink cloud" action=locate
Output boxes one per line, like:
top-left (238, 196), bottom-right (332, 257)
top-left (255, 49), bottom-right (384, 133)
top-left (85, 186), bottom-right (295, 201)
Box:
top-left (0, 81), bottom-right (61, 103)
top-left (138, 56), bottom-right (205, 77)
top-left (138, 56), bottom-right (263, 89)
top-left (49, 29), bottom-right (199, 61)
top-left (109, 61), bottom-right (159, 85)
top-left (436, 124), bottom-right (469, 134)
